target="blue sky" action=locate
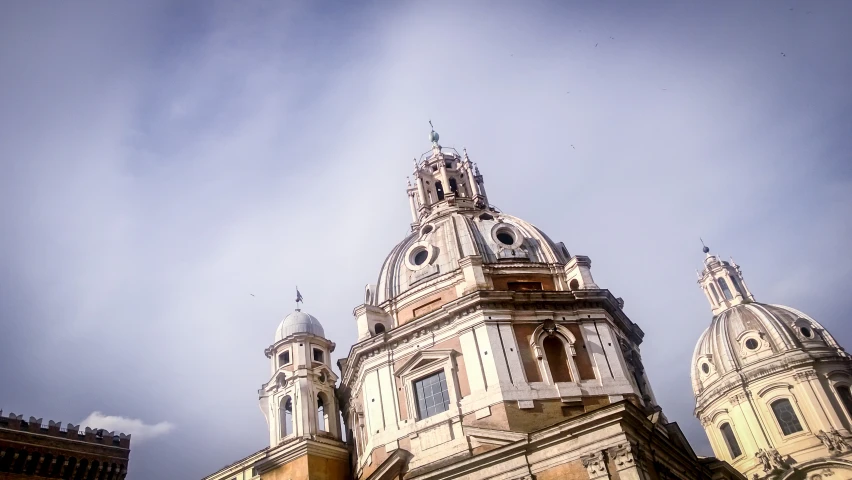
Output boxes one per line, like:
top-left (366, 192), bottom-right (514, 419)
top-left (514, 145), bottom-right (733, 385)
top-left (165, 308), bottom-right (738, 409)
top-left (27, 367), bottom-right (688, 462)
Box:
top-left (2, 2), bottom-right (851, 479)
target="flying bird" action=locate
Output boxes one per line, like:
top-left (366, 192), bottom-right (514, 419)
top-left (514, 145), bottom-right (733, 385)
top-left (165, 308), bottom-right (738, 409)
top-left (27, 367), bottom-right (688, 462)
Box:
top-left (595, 43), bottom-right (598, 47)
top-left (781, 52), bottom-right (786, 57)
top-left (570, 145), bottom-right (575, 150)
top-left (250, 294), bottom-right (255, 297)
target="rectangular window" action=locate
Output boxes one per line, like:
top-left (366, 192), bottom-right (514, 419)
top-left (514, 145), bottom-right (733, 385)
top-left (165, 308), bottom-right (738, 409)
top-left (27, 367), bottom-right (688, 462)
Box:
top-left (771, 399), bottom-right (803, 435)
top-left (507, 281), bottom-right (543, 291)
top-left (278, 350), bottom-right (290, 366)
top-left (414, 371), bottom-right (450, 419)
top-left (720, 423), bottom-right (742, 458)
top-left (313, 348), bottom-right (324, 363)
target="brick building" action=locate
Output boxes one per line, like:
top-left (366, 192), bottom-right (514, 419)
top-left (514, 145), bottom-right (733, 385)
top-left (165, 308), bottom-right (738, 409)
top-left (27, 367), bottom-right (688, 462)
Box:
top-left (0, 411), bottom-right (130, 479)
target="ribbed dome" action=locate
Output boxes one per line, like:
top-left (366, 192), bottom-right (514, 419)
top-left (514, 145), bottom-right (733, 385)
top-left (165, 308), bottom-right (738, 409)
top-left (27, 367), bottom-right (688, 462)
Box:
top-left (691, 303), bottom-right (845, 394)
top-left (275, 310), bottom-right (324, 341)
top-left (372, 210), bottom-right (570, 305)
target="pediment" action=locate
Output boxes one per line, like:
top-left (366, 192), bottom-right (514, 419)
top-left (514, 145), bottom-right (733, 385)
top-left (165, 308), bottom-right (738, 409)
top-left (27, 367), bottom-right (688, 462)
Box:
top-left (396, 349), bottom-right (458, 378)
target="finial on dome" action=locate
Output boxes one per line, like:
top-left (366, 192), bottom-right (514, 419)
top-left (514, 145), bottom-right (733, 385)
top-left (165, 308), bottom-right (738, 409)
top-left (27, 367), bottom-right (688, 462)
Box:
top-left (295, 287), bottom-right (304, 310)
top-left (700, 238), bottom-right (710, 254)
top-left (428, 120), bottom-right (439, 144)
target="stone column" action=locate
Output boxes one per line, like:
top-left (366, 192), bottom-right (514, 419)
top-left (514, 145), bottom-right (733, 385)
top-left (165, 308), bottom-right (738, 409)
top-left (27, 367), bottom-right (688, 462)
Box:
top-left (408, 191), bottom-right (419, 223)
top-left (794, 371), bottom-right (830, 431)
top-left (415, 173), bottom-right (427, 209)
top-left (802, 371), bottom-right (847, 431)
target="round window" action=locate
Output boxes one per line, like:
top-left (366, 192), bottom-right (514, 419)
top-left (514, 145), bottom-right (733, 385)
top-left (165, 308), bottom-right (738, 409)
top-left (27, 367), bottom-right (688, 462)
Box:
top-left (800, 326), bottom-right (812, 338)
top-left (745, 338), bottom-right (759, 350)
top-left (413, 249), bottom-right (428, 265)
top-left (496, 231), bottom-right (515, 246)
top-left (701, 363), bottom-right (710, 374)
top-left (319, 372), bottom-right (327, 383)
top-left (420, 224), bottom-right (434, 235)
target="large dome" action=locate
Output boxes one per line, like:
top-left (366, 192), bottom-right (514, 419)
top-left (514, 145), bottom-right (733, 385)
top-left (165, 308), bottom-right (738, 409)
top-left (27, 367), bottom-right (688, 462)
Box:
top-left (370, 209), bottom-right (570, 306)
top-left (690, 302), bottom-right (846, 395)
top-left (274, 309), bottom-right (324, 341)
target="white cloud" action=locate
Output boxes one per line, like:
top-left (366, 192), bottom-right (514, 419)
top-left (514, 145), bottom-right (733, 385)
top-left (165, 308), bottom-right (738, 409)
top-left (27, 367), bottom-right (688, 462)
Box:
top-left (79, 412), bottom-right (175, 444)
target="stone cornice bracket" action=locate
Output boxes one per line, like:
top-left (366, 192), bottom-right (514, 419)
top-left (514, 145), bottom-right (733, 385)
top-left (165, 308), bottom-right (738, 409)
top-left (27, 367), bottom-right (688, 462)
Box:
top-left (793, 369), bottom-right (818, 383)
top-left (581, 450), bottom-right (610, 479)
top-left (609, 441), bottom-right (640, 472)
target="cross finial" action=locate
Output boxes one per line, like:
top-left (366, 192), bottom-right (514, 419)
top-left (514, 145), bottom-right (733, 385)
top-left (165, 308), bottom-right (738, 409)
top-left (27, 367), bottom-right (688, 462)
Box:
top-left (295, 286), bottom-right (304, 310)
top-left (700, 238), bottom-right (710, 254)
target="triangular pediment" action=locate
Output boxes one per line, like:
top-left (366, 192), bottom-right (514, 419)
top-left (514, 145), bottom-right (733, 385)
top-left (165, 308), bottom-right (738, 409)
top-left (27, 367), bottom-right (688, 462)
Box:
top-left (396, 349), bottom-right (458, 378)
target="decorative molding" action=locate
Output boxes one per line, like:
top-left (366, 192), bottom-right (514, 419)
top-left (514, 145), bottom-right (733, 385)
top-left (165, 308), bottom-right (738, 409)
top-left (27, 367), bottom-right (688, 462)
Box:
top-left (609, 442), bottom-right (639, 471)
top-left (581, 450), bottom-right (610, 479)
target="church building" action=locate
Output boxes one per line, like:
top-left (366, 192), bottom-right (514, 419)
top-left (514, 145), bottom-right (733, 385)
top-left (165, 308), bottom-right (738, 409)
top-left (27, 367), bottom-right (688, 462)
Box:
top-left (203, 130), bottom-right (746, 480)
top-left (691, 246), bottom-right (852, 479)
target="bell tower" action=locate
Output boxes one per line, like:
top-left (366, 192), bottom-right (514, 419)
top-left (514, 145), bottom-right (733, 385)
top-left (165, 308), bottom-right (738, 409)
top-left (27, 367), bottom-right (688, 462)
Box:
top-left (697, 243), bottom-right (755, 315)
top-left (256, 307), bottom-right (349, 478)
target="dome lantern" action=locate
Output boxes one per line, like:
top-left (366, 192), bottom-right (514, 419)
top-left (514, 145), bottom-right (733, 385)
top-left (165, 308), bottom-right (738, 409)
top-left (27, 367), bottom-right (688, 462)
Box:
top-left (696, 243), bottom-right (754, 315)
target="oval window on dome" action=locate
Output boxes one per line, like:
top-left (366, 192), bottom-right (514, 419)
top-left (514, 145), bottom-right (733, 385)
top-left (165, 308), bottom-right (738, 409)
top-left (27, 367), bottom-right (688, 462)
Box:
top-left (745, 338), bottom-right (759, 350)
top-left (420, 224), bottom-right (434, 235)
top-left (800, 326), bottom-right (812, 338)
top-left (496, 231), bottom-right (515, 246)
top-left (701, 363), bottom-right (710, 374)
top-left (413, 249), bottom-right (428, 265)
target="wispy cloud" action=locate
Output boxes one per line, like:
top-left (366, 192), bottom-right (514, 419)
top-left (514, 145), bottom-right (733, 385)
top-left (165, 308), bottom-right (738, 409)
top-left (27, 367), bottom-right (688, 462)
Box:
top-left (80, 412), bottom-right (174, 444)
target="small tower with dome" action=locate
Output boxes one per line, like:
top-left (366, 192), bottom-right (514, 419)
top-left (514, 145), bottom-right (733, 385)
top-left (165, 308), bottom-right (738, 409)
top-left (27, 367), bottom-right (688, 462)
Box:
top-left (692, 246), bottom-right (852, 479)
top-left (254, 301), bottom-right (350, 477)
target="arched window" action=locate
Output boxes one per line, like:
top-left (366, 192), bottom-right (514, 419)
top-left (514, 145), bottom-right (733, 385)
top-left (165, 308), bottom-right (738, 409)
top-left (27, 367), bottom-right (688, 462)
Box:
top-left (317, 393), bottom-right (329, 432)
top-left (544, 336), bottom-right (573, 382)
top-left (717, 278), bottom-right (733, 300)
top-left (374, 323), bottom-right (386, 335)
top-left (837, 386), bottom-right (852, 419)
top-left (709, 283), bottom-right (722, 303)
top-left (449, 177), bottom-right (458, 194)
top-left (730, 276), bottom-right (744, 296)
top-left (280, 397), bottom-right (293, 437)
top-left (771, 398), bottom-right (803, 435)
top-left (719, 423), bottom-right (742, 458)
top-left (435, 181), bottom-right (445, 201)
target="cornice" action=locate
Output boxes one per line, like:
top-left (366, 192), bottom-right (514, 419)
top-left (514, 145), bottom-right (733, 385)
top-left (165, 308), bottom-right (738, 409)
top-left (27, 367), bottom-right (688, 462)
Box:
top-left (340, 289), bottom-right (640, 388)
top-left (694, 354), bottom-right (852, 413)
top-left (256, 438), bottom-right (348, 473)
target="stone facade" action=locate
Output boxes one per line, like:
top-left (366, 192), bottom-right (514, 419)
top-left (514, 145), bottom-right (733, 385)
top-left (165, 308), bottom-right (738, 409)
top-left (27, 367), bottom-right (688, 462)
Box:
top-left (0, 411), bottom-right (130, 479)
top-left (692, 247), bottom-right (852, 479)
top-left (336, 131), bottom-right (742, 480)
top-left (203, 130), bottom-right (744, 480)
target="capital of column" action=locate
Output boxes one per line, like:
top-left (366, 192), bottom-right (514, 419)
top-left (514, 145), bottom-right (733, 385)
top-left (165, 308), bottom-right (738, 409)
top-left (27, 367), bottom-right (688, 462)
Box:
top-left (581, 450), bottom-right (611, 479)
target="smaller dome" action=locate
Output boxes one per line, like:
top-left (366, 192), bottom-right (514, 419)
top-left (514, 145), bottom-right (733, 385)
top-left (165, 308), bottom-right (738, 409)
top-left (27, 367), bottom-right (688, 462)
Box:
top-left (275, 309), bottom-right (324, 341)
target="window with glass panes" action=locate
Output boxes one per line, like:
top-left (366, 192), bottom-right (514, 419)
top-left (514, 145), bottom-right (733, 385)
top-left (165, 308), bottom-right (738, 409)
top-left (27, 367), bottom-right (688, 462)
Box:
top-left (414, 371), bottom-right (450, 419)
top-left (771, 398), bottom-right (803, 435)
top-left (720, 423), bottom-right (742, 458)
top-left (837, 386), bottom-right (852, 419)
